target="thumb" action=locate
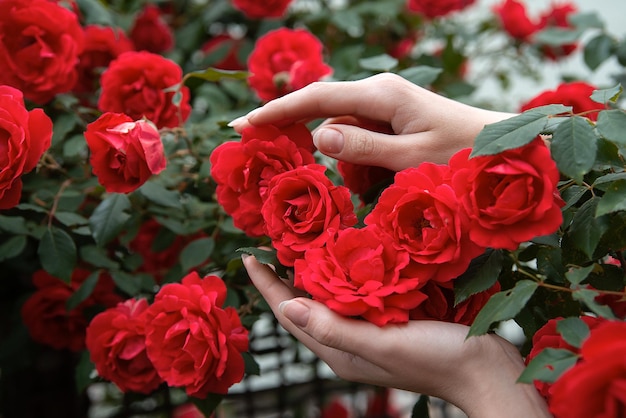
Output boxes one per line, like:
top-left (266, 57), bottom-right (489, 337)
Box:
top-left (313, 125), bottom-right (416, 171)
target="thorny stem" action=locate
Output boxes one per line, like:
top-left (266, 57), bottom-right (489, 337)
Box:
top-left (48, 178), bottom-right (73, 228)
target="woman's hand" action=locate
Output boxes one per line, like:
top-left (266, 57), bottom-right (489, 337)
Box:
top-left (230, 73), bottom-right (515, 171)
top-left (242, 254), bottom-right (551, 418)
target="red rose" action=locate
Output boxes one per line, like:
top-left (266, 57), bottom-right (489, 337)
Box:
top-left (450, 139), bottom-right (563, 251)
top-left (210, 124), bottom-right (315, 237)
top-left (406, 0), bottom-right (475, 19)
top-left (172, 404), bottom-right (206, 418)
top-left (0, 0), bottom-right (84, 104)
top-left (231, 0), bottom-right (293, 19)
top-left (85, 112), bottom-right (166, 193)
top-left (129, 4), bottom-right (174, 54)
top-left (262, 164), bottom-right (357, 267)
top-left (337, 161), bottom-right (395, 205)
top-left (549, 320), bottom-right (626, 418)
top-left (525, 315), bottom-right (604, 400)
top-left (493, 0), bottom-right (540, 41)
top-left (520, 81), bottom-right (603, 121)
top-left (294, 226), bottom-right (427, 327)
top-left (0, 86), bottom-right (53, 209)
top-left (98, 51), bottom-right (191, 128)
top-left (538, 2), bottom-right (578, 60)
top-left (143, 272), bottom-right (249, 396)
top-left (409, 280), bottom-right (500, 325)
top-left (128, 218), bottom-right (208, 282)
top-left (248, 28), bottom-right (332, 101)
top-left (21, 269), bottom-right (122, 351)
top-left (85, 298), bottom-right (163, 394)
top-left (201, 34), bottom-right (246, 71)
top-left (73, 25), bottom-right (134, 101)
top-left (365, 163), bottom-right (485, 283)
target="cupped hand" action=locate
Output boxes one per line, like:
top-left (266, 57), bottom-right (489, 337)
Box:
top-left (242, 254), bottom-right (551, 418)
top-left (230, 73), bottom-right (515, 171)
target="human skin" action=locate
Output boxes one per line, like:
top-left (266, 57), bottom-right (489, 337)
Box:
top-left (242, 255), bottom-right (552, 418)
top-left (234, 72), bottom-right (550, 416)
top-left (229, 73), bottom-right (516, 171)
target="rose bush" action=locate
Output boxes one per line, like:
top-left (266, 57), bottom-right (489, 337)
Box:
top-left (1, 0), bottom-right (625, 417)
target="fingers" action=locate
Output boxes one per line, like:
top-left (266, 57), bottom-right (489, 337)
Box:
top-left (229, 74), bottom-right (414, 132)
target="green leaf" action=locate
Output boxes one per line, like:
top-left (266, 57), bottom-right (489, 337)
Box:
top-left (89, 194), bottom-right (131, 246)
top-left (534, 27), bottom-right (583, 46)
top-left (591, 84), bottom-right (623, 104)
top-left (66, 271), bottom-right (100, 311)
top-left (180, 237), bottom-right (215, 272)
top-left (565, 264), bottom-right (595, 285)
top-left (75, 0), bottom-right (115, 26)
top-left (75, 350), bottom-right (96, 394)
top-left (584, 33), bottom-right (616, 70)
top-left (517, 348), bottom-right (578, 384)
top-left (243, 352), bottom-right (261, 376)
top-left (556, 317), bottom-right (590, 348)
top-left (454, 250), bottom-right (503, 305)
top-left (54, 211), bottom-right (89, 227)
top-left (467, 280), bottom-right (539, 337)
top-left (572, 288), bottom-right (616, 319)
top-left (358, 54), bottom-right (398, 72)
top-left (80, 245), bottom-right (119, 269)
top-left (569, 11), bottom-right (605, 30)
top-left (0, 215), bottom-right (28, 234)
top-left (597, 110), bottom-right (626, 146)
top-left (51, 113), bottom-right (79, 147)
top-left (138, 181), bottom-right (183, 209)
top-left (593, 172), bottom-right (626, 186)
top-left (411, 395), bottom-right (430, 418)
top-left (110, 270), bottom-right (142, 296)
top-left (596, 180), bottom-right (626, 217)
top-left (62, 134), bottom-right (87, 159)
top-left (568, 197), bottom-right (610, 259)
top-left (0, 235), bottom-right (27, 262)
top-left (561, 185), bottom-right (588, 211)
top-left (184, 68), bottom-right (249, 83)
top-left (399, 66), bottom-right (443, 87)
top-left (471, 105), bottom-right (572, 157)
top-left (191, 394), bottom-right (224, 418)
top-left (550, 116), bottom-right (597, 183)
top-left (38, 227), bottom-right (77, 283)
top-left (237, 247), bottom-right (289, 279)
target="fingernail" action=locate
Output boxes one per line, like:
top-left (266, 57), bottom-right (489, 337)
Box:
top-left (314, 129), bottom-right (344, 154)
top-left (279, 300), bottom-right (310, 328)
top-left (227, 116), bottom-right (246, 127)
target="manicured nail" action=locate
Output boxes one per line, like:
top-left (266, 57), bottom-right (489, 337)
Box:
top-left (314, 129), bottom-right (344, 154)
top-left (227, 116), bottom-right (246, 127)
top-left (279, 300), bottom-right (310, 328)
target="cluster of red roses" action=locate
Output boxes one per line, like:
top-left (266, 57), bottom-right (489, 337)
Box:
top-left (493, 0), bottom-right (578, 59)
top-left (211, 122), bottom-right (564, 326)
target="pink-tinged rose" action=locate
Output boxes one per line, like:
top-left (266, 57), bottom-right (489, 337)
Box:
top-left (337, 161), bottom-right (395, 205)
top-left (143, 272), bottom-right (249, 396)
top-left (210, 124), bottom-right (315, 237)
top-left (450, 139), bottom-right (563, 251)
top-left (0, 86), bottom-right (53, 209)
top-left (549, 320), bottom-right (626, 418)
top-left (98, 51), bottom-right (191, 128)
top-left (365, 163), bottom-right (485, 283)
top-left (409, 280), bottom-right (501, 326)
top-left (294, 226), bottom-right (427, 327)
top-left (231, 0), bottom-right (293, 19)
top-left (201, 34), bottom-right (246, 71)
top-left (85, 298), bottom-right (163, 394)
top-left (21, 269), bottom-right (122, 351)
top-left (248, 28), bottom-right (332, 101)
top-left (520, 81), bottom-right (603, 121)
top-left (73, 25), bottom-right (134, 101)
top-left (493, 0), bottom-right (540, 41)
top-left (262, 164), bottom-right (357, 267)
top-left (525, 315), bottom-right (605, 400)
top-left (538, 2), bottom-right (578, 60)
top-left (129, 4), bottom-right (174, 54)
top-left (0, 0), bottom-right (84, 104)
top-left (406, 0), bottom-right (475, 19)
top-left (85, 112), bottom-right (166, 193)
